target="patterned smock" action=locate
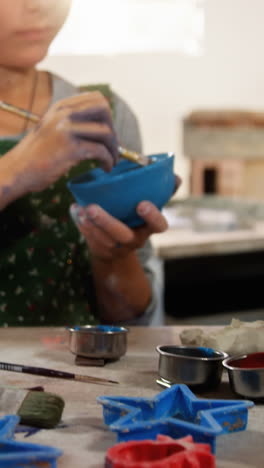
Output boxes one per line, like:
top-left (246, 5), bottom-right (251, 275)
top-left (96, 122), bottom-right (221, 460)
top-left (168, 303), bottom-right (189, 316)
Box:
top-left (0, 75), bottom-right (162, 327)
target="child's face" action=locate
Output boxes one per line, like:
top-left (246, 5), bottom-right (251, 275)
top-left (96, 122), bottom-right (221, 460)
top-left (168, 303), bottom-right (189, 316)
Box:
top-left (0, 0), bottom-right (72, 68)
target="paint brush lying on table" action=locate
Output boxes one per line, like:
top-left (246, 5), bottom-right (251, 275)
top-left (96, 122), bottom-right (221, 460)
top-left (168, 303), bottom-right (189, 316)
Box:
top-left (0, 361), bottom-right (119, 385)
top-left (0, 100), bottom-right (150, 166)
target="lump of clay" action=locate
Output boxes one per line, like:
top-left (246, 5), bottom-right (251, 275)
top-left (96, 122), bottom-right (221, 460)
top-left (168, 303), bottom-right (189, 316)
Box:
top-left (180, 318), bottom-right (264, 355)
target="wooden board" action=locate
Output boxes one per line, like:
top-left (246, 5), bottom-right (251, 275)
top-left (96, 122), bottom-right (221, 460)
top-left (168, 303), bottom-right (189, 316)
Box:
top-left (0, 326), bottom-right (262, 468)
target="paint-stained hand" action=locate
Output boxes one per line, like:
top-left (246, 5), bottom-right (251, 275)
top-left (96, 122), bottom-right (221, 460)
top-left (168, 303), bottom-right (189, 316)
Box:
top-left (9, 91), bottom-right (118, 193)
top-left (70, 175), bottom-right (181, 262)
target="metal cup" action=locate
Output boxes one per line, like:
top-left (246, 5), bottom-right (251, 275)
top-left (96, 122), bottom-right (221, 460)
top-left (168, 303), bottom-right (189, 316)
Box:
top-left (157, 345), bottom-right (228, 391)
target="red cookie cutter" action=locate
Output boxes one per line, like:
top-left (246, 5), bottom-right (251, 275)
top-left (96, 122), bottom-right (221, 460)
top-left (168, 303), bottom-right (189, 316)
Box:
top-left (105, 434), bottom-right (215, 468)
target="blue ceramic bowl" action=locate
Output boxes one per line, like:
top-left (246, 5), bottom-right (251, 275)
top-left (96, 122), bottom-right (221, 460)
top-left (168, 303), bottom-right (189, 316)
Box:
top-left (67, 153), bottom-right (175, 227)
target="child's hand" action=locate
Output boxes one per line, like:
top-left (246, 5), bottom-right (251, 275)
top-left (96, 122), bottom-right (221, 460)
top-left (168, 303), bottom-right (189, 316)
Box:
top-left (9, 91), bottom-right (118, 193)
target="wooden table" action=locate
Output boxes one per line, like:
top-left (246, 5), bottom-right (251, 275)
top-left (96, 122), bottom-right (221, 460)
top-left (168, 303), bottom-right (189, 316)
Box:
top-left (151, 224), bottom-right (264, 259)
top-left (151, 198), bottom-right (264, 260)
top-left (0, 327), bottom-right (262, 468)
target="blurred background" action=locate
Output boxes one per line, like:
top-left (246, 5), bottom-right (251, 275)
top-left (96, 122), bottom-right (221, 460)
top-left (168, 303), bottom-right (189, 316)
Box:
top-left (40, 0), bottom-right (264, 324)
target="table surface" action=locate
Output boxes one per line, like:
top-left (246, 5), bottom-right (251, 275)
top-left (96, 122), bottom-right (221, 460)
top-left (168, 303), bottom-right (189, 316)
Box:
top-left (151, 223), bottom-right (264, 259)
top-left (0, 326), bottom-right (262, 468)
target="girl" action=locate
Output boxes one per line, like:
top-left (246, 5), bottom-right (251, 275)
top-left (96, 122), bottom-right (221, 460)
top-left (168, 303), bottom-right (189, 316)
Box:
top-left (0, 0), bottom-right (180, 326)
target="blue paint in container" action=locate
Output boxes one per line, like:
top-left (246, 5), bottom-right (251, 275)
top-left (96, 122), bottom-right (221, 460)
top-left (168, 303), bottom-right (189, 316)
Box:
top-left (72, 325), bottom-right (125, 333)
top-left (197, 347), bottom-right (218, 357)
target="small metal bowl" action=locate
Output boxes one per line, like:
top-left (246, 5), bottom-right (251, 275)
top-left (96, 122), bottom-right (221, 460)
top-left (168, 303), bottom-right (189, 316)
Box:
top-left (223, 352), bottom-right (264, 401)
top-left (68, 325), bottom-right (128, 360)
top-left (156, 345), bottom-right (228, 391)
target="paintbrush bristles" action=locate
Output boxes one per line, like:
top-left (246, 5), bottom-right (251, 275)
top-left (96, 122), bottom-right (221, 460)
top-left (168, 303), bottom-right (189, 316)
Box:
top-left (118, 146), bottom-right (150, 167)
top-left (74, 375), bottom-right (118, 385)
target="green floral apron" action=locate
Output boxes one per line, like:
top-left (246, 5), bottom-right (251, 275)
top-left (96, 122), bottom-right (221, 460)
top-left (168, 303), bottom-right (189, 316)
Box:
top-left (0, 84), bottom-right (112, 326)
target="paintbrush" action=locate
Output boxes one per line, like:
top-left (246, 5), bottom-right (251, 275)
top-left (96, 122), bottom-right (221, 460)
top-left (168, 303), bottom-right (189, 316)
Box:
top-left (0, 100), bottom-right (150, 166)
top-left (0, 361), bottom-right (119, 385)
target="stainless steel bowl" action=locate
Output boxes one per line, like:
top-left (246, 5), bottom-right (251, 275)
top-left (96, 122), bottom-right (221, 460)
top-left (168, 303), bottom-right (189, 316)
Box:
top-left (223, 352), bottom-right (264, 400)
top-left (68, 325), bottom-right (128, 359)
top-left (156, 345), bottom-right (228, 391)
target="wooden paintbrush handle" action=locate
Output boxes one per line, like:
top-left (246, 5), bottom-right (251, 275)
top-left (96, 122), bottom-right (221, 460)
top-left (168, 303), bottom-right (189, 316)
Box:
top-left (0, 361), bottom-right (118, 385)
top-left (0, 101), bottom-right (40, 122)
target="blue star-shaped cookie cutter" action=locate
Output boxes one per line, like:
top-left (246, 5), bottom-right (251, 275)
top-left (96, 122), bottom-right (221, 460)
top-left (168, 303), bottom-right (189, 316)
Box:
top-left (0, 438), bottom-right (62, 467)
top-left (0, 415), bottom-right (19, 440)
top-left (0, 415), bottom-right (62, 467)
top-left (97, 384), bottom-right (254, 453)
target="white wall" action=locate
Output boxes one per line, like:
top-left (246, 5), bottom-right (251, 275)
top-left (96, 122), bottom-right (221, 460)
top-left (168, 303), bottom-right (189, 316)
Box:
top-left (40, 0), bottom-right (264, 197)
